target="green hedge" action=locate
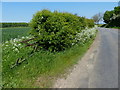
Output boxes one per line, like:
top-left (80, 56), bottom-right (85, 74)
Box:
top-left (0, 23), bottom-right (29, 28)
top-left (30, 9), bottom-right (94, 52)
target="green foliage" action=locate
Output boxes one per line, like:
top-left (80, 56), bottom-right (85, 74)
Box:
top-left (106, 15), bottom-right (120, 28)
top-left (114, 6), bottom-right (120, 15)
top-left (2, 23), bottom-right (97, 88)
top-left (103, 11), bottom-right (114, 23)
top-left (2, 35), bottom-right (96, 88)
top-left (103, 6), bottom-right (120, 27)
top-left (85, 19), bottom-right (95, 28)
top-left (30, 9), bottom-right (94, 52)
top-left (0, 23), bottom-right (29, 28)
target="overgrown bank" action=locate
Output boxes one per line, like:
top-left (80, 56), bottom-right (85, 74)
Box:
top-left (2, 28), bottom-right (97, 88)
top-left (2, 9), bottom-right (97, 88)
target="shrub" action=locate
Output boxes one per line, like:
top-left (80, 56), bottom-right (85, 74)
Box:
top-left (78, 17), bottom-right (87, 29)
top-left (85, 19), bottom-right (95, 28)
top-left (29, 9), bottom-right (94, 52)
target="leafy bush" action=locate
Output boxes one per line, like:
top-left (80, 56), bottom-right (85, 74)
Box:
top-left (85, 19), bottom-right (95, 28)
top-left (30, 9), bottom-right (94, 52)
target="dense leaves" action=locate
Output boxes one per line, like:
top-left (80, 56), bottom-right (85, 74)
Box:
top-left (30, 9), bottom-right (94, 52)
top-left (103, 11), bottom-right (114, 23)
top-left (114, 6), bottom-right (120, 15)
top-left (103, 6), bottom-right (120, 27)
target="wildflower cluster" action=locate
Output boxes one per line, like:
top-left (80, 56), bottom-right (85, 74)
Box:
top-left (75, 26), bottom-right (98, 45)
top-left (2, 36), bottom-right (33, 53)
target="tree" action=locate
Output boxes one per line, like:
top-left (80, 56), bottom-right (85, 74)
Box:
top-left (92, 12), bottom-right (103, 24)
top-left (103, 6), bottom-right (120, 27)
top-left (103, 11), bottom-right (114, 23)
top-left (114, 6), bottom-right (120, 15)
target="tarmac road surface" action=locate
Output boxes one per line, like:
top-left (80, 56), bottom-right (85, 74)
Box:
top-left (54, 28), bottom-right (118, 88)
top-left (89, 28), bottom-right (118, 88)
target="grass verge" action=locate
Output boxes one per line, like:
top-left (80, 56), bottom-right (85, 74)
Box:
top-left (110, 27), bottom-right (120, 29)
top-left (2, 31), bottom-right (97, 88)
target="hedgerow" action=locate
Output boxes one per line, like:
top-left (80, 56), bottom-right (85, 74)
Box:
top-left (29, 9), bottom-right (94, 52)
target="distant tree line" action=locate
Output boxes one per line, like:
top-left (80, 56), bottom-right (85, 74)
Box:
top-left (103, 6), bottom-right (120, 27)
top-left (0, 22), bottom-right (29, 28)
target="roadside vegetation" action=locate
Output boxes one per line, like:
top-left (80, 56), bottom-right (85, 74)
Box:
top-left (102, 6), bottom-right (120, 29)
top-left (2, 9), bottom-right (97, 88)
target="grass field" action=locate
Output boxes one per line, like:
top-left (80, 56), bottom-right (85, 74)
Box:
top-left (1, 27), bottom-right (31, 42)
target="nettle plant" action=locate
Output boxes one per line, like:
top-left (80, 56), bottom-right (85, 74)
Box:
top-left (29, 9), bottom-right (94, 52)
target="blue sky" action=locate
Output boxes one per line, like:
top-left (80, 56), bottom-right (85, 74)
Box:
top-left (2, 2), bottom-right (118, 22)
